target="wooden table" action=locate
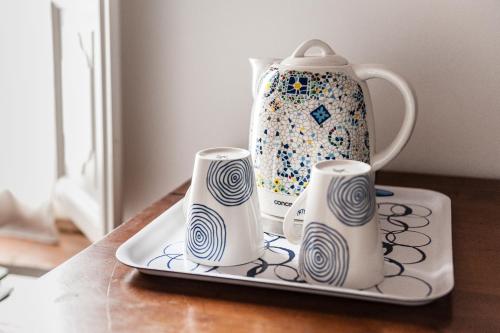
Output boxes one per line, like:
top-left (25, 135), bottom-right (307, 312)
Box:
top-left (4, 172), bottom-right (500, 332)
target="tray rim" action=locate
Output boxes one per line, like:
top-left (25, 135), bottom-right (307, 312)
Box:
top-left (116, 185), bottom-right (454, 306)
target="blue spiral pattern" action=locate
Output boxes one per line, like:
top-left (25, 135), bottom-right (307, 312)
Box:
top-left (299, 222), bottom-right (349, 286)
top-left (186, 204), bottom-right (226, 261)
top-left (207, 159), bottom-right (254, 206)
top-left (328, 125), bottom-right (351, 152)
top-left (327, 174), bottom-right (376, 227)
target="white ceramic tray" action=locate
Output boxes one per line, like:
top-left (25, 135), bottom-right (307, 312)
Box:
top-left (116, 186), bottom-right (453, 306)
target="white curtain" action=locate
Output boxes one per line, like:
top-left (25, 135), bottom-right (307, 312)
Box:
top-left (0, 191), bottom-right (58, 244)
top-left (0, 1), bottom-right (60, 245)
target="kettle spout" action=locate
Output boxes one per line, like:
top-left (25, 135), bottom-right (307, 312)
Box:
top-left (249, 58), bottom-right (282, 99)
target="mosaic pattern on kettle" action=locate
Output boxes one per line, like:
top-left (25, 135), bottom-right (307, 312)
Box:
top-left (252, 66), bottom-right (370, 196)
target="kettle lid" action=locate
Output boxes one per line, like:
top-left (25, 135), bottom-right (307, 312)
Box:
top-left (281, 39), bottom-right (348, 67)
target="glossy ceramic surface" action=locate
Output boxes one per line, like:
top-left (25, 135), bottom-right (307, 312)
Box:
top-left (185, 147), bottom-right (264, 266)
top-left (116, 186), bottom-right (454, 306)
top-left (283, 160), bottom-right (384, 289)
top-left (249, 39), bottom-right (417, 218)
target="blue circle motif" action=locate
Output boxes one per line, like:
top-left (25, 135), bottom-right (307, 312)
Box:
top-left (327, 174), bottom-right (376, 227)
top-left (328, 125), bottom-right (351, 157)
top-left (299, 222), bottom-right (349, 286)
top-left (186, 204), bottom-right (226, 261)
top-left (207, 159), bottom-right (254, 206)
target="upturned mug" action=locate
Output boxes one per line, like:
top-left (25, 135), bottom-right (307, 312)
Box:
top-left (283, 160), bottom-right (384, 289)
top-left (184, 147), bottom-right (264, 266)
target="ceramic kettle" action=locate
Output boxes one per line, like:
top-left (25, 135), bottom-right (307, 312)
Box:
top-left (249, 39), bottom-right (416, 218)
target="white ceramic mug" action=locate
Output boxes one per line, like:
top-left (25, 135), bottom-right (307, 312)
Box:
top-left (283, 160), bottom-right (384, 289)
top-left (184, 147), bottom-right (264, 266)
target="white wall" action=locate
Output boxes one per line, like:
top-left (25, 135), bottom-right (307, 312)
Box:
top-left (120, 0), bottom-right (500, 219)
top-left (0, 0), bottom-right (56, 208)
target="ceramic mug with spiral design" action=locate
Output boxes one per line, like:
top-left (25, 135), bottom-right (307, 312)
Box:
top-left (184, 147), bottom-right (264, 266)
top-left (283, 160), bottom-right (384, 289)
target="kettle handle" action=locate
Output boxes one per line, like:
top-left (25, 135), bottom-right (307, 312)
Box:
top-left (291, 39), bottom-right (336, 58)
top-left (353, 64), bottom-right (417, 171)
